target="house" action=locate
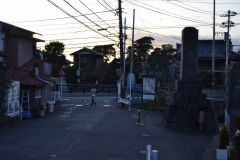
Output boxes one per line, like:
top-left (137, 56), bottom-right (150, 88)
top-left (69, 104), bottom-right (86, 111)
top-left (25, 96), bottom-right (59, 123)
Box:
top-left (70, 47), bottom-right (103, 82)
top-left (0, 21), bottom-right (53, 117)
top-left (175, 38), bottom-right (240, 86)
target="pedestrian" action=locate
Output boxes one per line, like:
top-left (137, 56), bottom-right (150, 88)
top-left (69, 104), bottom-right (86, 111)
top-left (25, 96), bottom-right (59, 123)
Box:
top-left (91, 88), bottom-right (97, 106)
top-left (91, 95), bottom-right (96, 106)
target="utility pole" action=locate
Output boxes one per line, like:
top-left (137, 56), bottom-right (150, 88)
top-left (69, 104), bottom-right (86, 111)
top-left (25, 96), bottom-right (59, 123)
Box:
top-left (129, 9), bottom-right (135, 112)
top-left (123, 18), bottom-right (127, 83)
top-left (118, 0), bottom-right (124, 97)
top-left (212, 0), bottom-right (216, 87)
top-left (130, 9), bottom-right (135, 73)
top-left (220, 10), bottom-right (237, 128)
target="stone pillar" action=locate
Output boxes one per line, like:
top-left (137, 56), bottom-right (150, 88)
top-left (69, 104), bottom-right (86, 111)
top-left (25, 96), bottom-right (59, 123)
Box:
top-left (180, 27), bottom-right (198, 81)
top-left (165, 27), bottom-right (217, 131)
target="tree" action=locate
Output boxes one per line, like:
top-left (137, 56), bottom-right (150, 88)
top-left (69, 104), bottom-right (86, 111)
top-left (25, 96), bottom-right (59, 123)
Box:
top-left (43, 41), bottom-right (66, 77)
top-left (219, 124), bottom-right (229, 149)
top-left (125, 37), bottom-right (154, 82)
top-left (127, 36), bottom-right (154, 65)
top-left (63, 66), bottom-right (77, 84)
top-left (93, 44), bottom-right (116, 62)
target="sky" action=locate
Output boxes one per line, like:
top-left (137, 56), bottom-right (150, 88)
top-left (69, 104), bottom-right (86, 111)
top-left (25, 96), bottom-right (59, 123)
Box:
top-left (0, 0), bottom-right (240, 61)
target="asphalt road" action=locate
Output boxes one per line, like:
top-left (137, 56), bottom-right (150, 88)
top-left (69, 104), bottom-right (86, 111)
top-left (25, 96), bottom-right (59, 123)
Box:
top-left (0, 96), bottom-right (216, 160)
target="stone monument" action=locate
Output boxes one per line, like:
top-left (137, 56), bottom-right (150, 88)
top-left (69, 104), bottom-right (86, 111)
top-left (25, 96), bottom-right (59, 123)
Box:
top-left (228, 62), bottom-right (240, 134)
top-left (165, 27), bottom-right (216, 130)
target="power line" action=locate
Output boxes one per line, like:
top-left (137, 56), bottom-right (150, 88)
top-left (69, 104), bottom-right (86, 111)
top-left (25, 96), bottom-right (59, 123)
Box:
top-left (126, 0), bottom-right (211, 24)
top-left (23, 19), bottom-right (118, 27)
top-left (38, 40), bottom-right (113, 47)
top-left (102, 0), bottom-right (116, 11)
top-left (97, 0), bottom-right (117, 15)
top-left (46, 0), bottom-right (117, 44)
top-left (164, 0), bottom-right (220, 16)
top-left (62, 0), bottom-right (118, 41)
top-left (44, 35), bottom-right (117, 41)
top-left (134, 27), bottom-right (180, 40)
top-left (33, 24), bottom-right (117, 31)
top-left (182, 1), bottom-right (240, 5)
top-left (11, 10), bottom-right (116, 23)
top-left (78, 0), bottom-right (119, 35)
top-left (40, 29), bottom-right (93, 36)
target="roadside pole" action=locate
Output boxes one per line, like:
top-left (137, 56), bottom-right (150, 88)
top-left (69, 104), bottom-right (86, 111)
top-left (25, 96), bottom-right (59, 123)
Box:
top-left (129, 9), bottom-right (135, 112)
top-left (118, 0), bottom-right (124, 98)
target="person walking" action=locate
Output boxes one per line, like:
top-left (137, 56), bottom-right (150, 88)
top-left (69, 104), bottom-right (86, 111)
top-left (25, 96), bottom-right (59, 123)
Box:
top-left (91, 88), bottom-right (97, 106)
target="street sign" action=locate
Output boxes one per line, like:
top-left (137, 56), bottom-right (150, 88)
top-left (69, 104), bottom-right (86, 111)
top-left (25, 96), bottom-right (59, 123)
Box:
top-left (127, 73), bottom-right (136, 90)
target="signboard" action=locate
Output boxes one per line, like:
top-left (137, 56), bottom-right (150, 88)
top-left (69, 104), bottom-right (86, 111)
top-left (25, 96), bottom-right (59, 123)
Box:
top-left (143, 77), bottom-right (156, 100)
top-left (127, 73), bottom-right (136, 90)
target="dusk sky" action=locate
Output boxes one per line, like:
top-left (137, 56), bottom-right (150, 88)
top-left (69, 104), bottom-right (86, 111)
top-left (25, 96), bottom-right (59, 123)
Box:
top-left (0, 0), bottom-right (239, 60)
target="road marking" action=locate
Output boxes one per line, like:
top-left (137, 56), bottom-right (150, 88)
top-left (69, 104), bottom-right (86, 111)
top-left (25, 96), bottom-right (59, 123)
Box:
top-left (76, 104), bottom-right (83, 107)
top-left (85, 125), bottom-right (92, 130)
top-left (141, 133), bottom-right (151, 137)
top-left (63, 99), bottom-right (70, 101)
top-left (104, 99), bottom-right (109, 103)
top-left (103, 104), bottom-right (111, 107)
top-left (139, 150), bottom-right (146, 154)
top-left (49, 154), bottom-right (56, 157)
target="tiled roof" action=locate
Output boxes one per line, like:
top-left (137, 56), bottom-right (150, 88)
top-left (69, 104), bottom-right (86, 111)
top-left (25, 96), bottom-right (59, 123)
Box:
top-left (7, 59), bottom-right (47, 87)
top-left (175, 40), bottom-right (240, 59)
top-left (70, 47), bottom-right (103, 56)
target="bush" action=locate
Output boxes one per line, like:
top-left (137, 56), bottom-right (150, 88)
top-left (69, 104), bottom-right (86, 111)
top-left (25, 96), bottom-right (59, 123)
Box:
top-left (219, 124), bottom-right (229, 149)
top-left (138, 101), bottom-right (165, 113)
top-left (233, 129), bottom-right (240, 149)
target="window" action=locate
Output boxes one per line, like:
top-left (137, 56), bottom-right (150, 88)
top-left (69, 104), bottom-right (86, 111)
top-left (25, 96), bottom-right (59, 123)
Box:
top-left (35, 89), bottom-right (42, 98)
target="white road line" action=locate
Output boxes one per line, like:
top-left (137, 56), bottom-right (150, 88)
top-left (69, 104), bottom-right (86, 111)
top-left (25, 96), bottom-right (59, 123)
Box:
top-left (85, 125), bottom-right (92, 130)
top-left (140, 133), bottom-right (151, 137)
top-left (76, 104), bottom-right (83, 107)
top-left (63, 99), bottom-right (70, 101)
top-left (139, 150), bottom-right (146, 154)
top-left (103, 105), bottom-right (111, 107)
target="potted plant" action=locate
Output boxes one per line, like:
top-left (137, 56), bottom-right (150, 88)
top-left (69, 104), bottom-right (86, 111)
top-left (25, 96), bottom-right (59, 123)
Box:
top-left (216, 124), bottom-right (229, 160)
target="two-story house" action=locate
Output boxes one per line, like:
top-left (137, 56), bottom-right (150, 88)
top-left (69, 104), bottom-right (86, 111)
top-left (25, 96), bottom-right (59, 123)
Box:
top-left (70, 47), bottom-right (103, 83)
top-left (0, 21), bottom-right (52, 118)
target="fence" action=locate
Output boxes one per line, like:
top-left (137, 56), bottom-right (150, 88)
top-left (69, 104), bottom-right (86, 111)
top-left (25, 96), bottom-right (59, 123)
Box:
top-left (62, 84), bottom-right (118, 96)
top-left (202, 87), bottom-right (226, 101)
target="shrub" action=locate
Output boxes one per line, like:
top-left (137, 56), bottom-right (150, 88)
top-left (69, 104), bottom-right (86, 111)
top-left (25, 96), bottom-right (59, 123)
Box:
top-left (219, 124), bottom-right (230, 149)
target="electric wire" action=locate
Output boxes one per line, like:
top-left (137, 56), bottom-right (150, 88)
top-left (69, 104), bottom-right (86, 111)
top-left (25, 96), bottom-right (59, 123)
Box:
top-left (78, 0), bottom-right (119, 35)
top-left (46, 0), bottom-right (118, 44)
top-left (97, 0), bottom-right (116, 15)
top-left (11, 10), bottom-right (116, 23)
top-left (125, 0), bottom-right (211, 24)
top-left (62, 0), bottom-right (117, 38)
